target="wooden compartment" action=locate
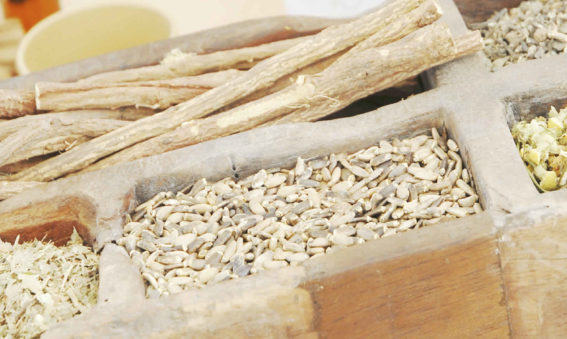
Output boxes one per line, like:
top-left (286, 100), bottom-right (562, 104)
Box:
top-left (2, 0), bottom-right (567, 337)
top-left (453, 0), bottom-right (523, 26)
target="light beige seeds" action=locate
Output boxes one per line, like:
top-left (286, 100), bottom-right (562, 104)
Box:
top-left (119, 128), bottom-right (481, 297)
top-left (0, 230), bottom-right (98, 338)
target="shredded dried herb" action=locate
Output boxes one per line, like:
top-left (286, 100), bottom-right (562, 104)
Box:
top-left (0, 229), bottom-right (98, 338)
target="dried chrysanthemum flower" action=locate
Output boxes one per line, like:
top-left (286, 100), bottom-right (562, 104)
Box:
top-left (513, 106), bottom-right (567, 191)
top-left (0, 229), bottom-right (98, 339)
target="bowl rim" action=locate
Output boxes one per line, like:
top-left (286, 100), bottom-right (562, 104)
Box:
top-left (15, 0), bottom-right (175, 75)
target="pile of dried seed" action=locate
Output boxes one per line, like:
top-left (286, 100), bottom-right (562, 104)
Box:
top-left (473, 0), bottom-right (567, 71)
top-left (118, 128), bottom-right (481, 297)
top-left (0, 230), bottom-right (98, 339)
top-left (513, 105), bottom-right (567, 191)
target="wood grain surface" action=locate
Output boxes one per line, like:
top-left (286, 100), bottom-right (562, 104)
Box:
top-left (0, 196), bottom-right (96, 245)
top-left (303, 214), bottom-right (509, 338)
top-left (500, 213), bottom-right (567, 338)
top-left (453, 0), bottom-right (523, 25)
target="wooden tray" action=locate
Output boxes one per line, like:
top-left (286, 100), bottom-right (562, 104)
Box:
top-left (1, 1), bottom-right (564, 337)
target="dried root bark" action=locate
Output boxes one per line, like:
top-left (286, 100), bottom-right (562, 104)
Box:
top-left (270, 30), bottom-right (482, 124)
top-left (0, 90), bottom-right (35, 118)
top-left (83, 0), bottom-right (450, 172)
top-left (0, 119), bottom-right (128, 167)
top-left (0, 109), bottom-right (153, 142)
top-left (79, 36), bottom-right (311, 84)
top-left (13, 0), bottom-right (429, 182)
top-left (35, 70), bottom-right (243, 111)
top-left (86, 23), bottom-right (479, 172)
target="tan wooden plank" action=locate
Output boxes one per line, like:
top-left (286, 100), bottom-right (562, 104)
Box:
top-left (0, 196), bottom-right (96, 245)
top-left (500, 214), bottom-right (567, 338)
top-left (44, 268), bottom-right (316, 338)
top-left (303, 213), bottom-right (509, 338)
top-left (453, 0), bottom-right (523, 25)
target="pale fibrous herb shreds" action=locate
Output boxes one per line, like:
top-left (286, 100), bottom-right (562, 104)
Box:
top-left (512, 106), bottom-right (567, 191)
top-left (0, 230), bottom-right (98, 339)
top-left (475, 0), bottom-right (567, 71)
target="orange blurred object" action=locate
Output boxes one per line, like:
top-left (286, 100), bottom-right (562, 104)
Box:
top-left (3, 0), bottom-right (59, 31)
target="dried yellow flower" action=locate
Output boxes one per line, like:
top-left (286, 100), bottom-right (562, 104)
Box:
top-left (513, 105), bottom-right (567, 192)
top-left (0, 229), bottom-right (98, 339)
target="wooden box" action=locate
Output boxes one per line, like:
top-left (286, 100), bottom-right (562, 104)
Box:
top-left (1, 0), bottom-right (566, 337)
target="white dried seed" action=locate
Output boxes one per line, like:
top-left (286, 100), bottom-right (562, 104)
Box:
top-left (331, 232), bottom-right (354, 246)
top-left (309, 158), bottom-right (328, 170)
top-left (321, 167), bottom-right (332, 181)
top-left (268, 237), bottom-right (278, 251)
top-left (199, 233), bottom-right (216, 243)
top-left (213, 182), bottom-right (232, 195)
top-left (356, 226), bottom-right (376, 240)
top-left (264, 259), bottom-right (288, 270)
top-left (305, 188), bottom-right (321, 209)
top-left (295, 157), bottom-right (305, 177)
top-left (190, 204), bottom-right (213, 214)
top-left (124, 221), bottom-right (143, 233)
top-left (252, 170), bottom-right (267, 188)
top-left (473, 203), bottom-right (483, 214)
top-left (413, 147), bottom-right (432, 162)
top-left (166, 212), bottom-right (184, 224)
top-left (137, 240), bottom-right (157, 252)
top-left (329, 167), bottom-right (341, 185)
top-left (407, 166), bottom-right (438, 181)
top-left (143, 272), bottom-right (160, 290)
top-left (249, 198), bottom-right (266, 215)
top-left (265, 174), bottom-right (287, 188)
top-left (288, 252), bottom-right (310, 262)
top-left (446, 206), bottom-right (467, 218)
top-left (458, 195), bottom-right (478, 208)
top-left (391, 208), bottom-right (405, 220)
top-left (447, 139), bottom-right (459, 152)
top-left (282, 241), bottom-right (304, 252)
top-left (332, 181), bottom-right (353, 192)
top-left (336, 225), bottom-right (356, 236)
top-left (462, 169), bottom-right (470, 184)
top-left (156, 206), bottom-right (174, 220)
top-left (396, 183), bottom-right (410, 201)
top-left (211, 270), bottom-right (231, 284)
top-left (330, 211), bottom-right (355, 228)
top-left (350, 165), bottom-right (369, 177)
top-left (456, 179), bottom-right (476, 196)
top-left (244, 188), bottom-right (263, 201)
top-left (309, 237), bottom-right (330, 248)
top-left (169, 276), bottom-right (193, 286)
top-left (174, 268), bottom-right (195, 277)
top-left (198, 267), bottom-right (219, 284)
top-left (277, 185), bottom-right (299, 197)
top-left (307, 247), bottom-right (325, 256)
top-left (399, 218), bottom-right (417, 231)
top-left (285, 193), bottom-right (299, 203)
top-left (254, 251), bottom-right (273, 268)
top-left (450, 188), bottom-right (466, 200)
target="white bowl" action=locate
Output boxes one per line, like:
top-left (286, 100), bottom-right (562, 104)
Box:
top-left (16, 1), bottom-right (174, 75)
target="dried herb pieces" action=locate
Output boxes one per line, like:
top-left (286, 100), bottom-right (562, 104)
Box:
top-left (475, 0), bottom-right (567, 71)
top-left (512, 106), bottom-right (567, 191)
top-left (0, 230), bottom-right (98, 339)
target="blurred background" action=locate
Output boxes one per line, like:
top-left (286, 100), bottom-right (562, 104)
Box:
top-left (57, 0), bottom-right (383, 35)
top-left (0, 0), bottom-right (386, 77)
